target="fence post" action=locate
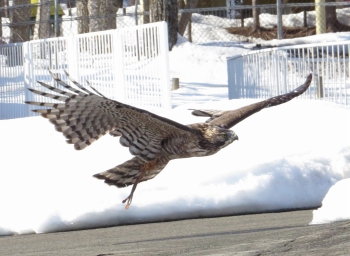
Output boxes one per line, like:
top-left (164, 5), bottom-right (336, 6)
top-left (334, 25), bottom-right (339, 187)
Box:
top-left (277, 0), bottom-right (283, 40)
top-left (274, 50), bottom-right (280, 94)
top-left (114, 28), bottom-right (126, 102)
top-left (315, 0), bottom-right (326, 34)
top-left (172, 78), bottom-right (179, 90)
top-left (226, 0), bottom-right (235, 19)
top-left (188, 17), bottom-right (192, 43)
top-left (159, 21), bottom-right (172, 109)
top-left (228, 56), bottom-right (243, 100)
top-left (66, 35), bottom-right (79, 80)
top-left (54, 0), bottom-right (59, 37)
top-left (316, 76), bottom-right (324, 98)
top-left (240, 8), bottom-right (245, 27)
top-left (135, 0), bottom-right (139, 25)
top-left (23, 42), bottom-right (35, 117)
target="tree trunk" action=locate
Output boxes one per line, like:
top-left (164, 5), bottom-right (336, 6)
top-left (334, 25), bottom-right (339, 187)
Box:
top-left (165, 0), bottom-right (178, 49)
top-left (88, 0), bottom-right (100, 32)
top-left (150, 0), bottom-right (178, 50)
top-left (77, 0), bottom-right (89, 33)
top-left (150, 0), bottom-right (164, 22)
top-left (178, 0), bottom-right (198, 36)
top-left (78, 0), bottom-right (122, 33)
top-left (116, 0), bottom-right (124, 27)
top-left (33, 0), bottom-right (52, 40)
top-left (325, 0), bottom-right (350, 32)
top-left (178, 0), bottom-right (185, 9)
top-left (9, 0), bottom-right (31, 43)
top-left (251, 0), bottom-right (260, 33)
top-left (141, 0), bottom-right (150, 24)
top-left (326, 0), bottom-right (337, 31)
top-left (99, 0), bottom-right (119, 30)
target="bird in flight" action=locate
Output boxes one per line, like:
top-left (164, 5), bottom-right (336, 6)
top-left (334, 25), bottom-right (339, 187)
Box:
top-left (26, 71), bottom-right (312, 209)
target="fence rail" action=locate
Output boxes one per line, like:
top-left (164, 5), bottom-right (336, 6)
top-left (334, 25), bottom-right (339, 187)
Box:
top-left (0, 21), bottom-right (171, 120)
top-left (227, 40), bottom-right (350, 105)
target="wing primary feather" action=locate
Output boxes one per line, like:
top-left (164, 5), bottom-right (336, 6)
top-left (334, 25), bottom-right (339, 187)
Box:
top-left (265, 73), bottom-right (312, 107)
top-left (36, 81), bottom-right (76, 97)
top-left (27, 88), bottom-right (69, 102)
top-left (209, 73), bottom-right (313, 129)
top-left (25, 101), bottom-right (66, 108)
top-left (86, 80), bottom-right (107, 98)
top-left (63, 70), bottom-right (96, 95)
top-left (49, 70), bottom-right (87, 96)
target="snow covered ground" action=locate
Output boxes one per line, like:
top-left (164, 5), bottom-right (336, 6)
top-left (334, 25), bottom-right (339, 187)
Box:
top-left (1, 87), bottom-right (349, 236)
top-left (1, 20), bottom-right (350, 236)
top-left (310, 178), bottom-right (350, 225)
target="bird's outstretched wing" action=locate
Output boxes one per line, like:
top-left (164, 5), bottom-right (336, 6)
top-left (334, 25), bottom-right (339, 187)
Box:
top-left (191, 74), bottom-right (312, 129)
top-left (25, 71), bottom-right (196, 162)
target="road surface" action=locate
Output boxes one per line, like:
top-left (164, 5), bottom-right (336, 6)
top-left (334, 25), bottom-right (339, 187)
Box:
top-left (1, 209), bottom-right (349, 255)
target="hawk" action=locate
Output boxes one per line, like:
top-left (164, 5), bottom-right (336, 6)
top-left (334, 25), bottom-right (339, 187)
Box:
top-left (26, 71), bottom-right (312, 209)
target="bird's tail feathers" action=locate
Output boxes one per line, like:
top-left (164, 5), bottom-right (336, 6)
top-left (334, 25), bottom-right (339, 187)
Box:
top-left (93, 157), bottom-right (144, 187)
top-left (93, 157), bottom-right (168, 188)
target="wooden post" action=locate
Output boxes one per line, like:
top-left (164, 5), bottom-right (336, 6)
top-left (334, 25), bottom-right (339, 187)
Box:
top-left (277, 0), bottom-right (283, 39)
top-left (172, 78), bottom-right (179, 90)
top-left (316, 76), bottom-right (324, 98)
top-left (252, 0), bottom-right (260, 32)
top-left (241, 9), bottom-right (245, 28)
top-left (135, 0), bottom-right (139, 25)
top-left (54, 0), bottom-right (59, 37)
top-left (188, 18), bottom-right (192, 42)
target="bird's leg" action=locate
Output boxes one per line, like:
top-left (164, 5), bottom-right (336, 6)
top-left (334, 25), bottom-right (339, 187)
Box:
top-left (122, 169), bottom-right (145, 209)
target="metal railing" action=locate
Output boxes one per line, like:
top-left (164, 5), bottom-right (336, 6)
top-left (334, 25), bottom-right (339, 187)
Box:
top-left (0, 21), bottom-right (171, 120)
top-left (227, 41), bottom-right (350, 105)
top-left (0, 43), bottom-right (26, 119)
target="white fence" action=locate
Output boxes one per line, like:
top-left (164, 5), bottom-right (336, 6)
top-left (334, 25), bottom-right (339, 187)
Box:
top-left (0, 22), bottom-right (171, 120)
top-left (228, 41), bottom-right (350, 105)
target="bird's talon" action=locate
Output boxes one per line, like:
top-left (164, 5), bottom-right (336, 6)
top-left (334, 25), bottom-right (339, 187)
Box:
top-left (122, 195), bottom-right (132, 209)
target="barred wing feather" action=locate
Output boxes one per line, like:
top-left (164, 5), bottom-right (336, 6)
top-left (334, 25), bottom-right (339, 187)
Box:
top-left (25, 71), bottom-right (196, 162)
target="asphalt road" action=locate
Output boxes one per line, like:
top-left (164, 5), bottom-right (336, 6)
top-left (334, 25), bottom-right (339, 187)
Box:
top-left (1, 210), bottom-right (350, 256)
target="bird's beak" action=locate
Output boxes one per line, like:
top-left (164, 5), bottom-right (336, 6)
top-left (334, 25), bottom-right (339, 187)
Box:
top-left (230, 132), bottom-right (239, 141)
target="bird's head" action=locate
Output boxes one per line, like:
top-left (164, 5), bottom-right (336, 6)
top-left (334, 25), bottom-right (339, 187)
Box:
top-left (199, 124), bottom-right (239, 148)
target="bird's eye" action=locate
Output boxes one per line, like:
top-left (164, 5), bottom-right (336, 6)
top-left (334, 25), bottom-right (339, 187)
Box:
top-left (221, 134), bottom-right (227, 139)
